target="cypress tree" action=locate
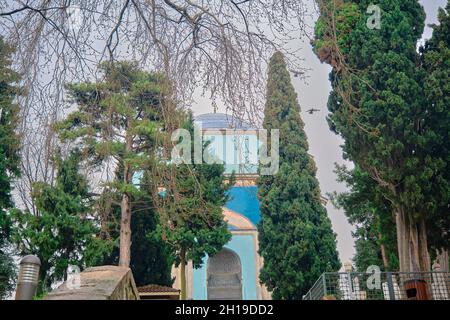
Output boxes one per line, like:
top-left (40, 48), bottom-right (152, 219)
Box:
top-left (11, 151), bottom-right (111, 294)
top-left (314, 0), bottom-right (449, 272)
top-left (258, 52), bottom-right (340, 299)
top-left (421, 2), bottom-right (450, 268)
top-left (0, 36), bottom-right (20, 299)
top-left (332, 165), bottom-right (399, 272)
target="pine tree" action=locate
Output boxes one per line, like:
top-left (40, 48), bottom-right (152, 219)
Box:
top-left (11, 151), bottom-right (110, 294)
top-left (0, 36), bottom-right (21, 299)
top-left (57, 61), bottom-right (166, 267)
top-left (257, 52), bottom-right (340, 299)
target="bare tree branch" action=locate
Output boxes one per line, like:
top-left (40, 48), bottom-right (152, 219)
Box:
top-left (1, 0), bottom-right (312, 209)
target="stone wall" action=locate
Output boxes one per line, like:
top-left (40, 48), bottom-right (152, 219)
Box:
top-left (44, 265), bottom-right (140, 300)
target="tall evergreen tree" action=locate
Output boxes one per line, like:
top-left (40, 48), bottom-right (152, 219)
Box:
top-left (315, 0), bottom-right (450, 272)
top-left (257, 52), bottom-right (340, 299)
top-left (314, 0), bottom-right (449, 272)
top-left (0, 36), bottom-right (21, 299)
top-left (331, 165), bottom-right (399, 272)
top-left (57, 61), bottom-right (166, 267)
top-left (421, 2), bottom-right (450, 270)
top-left (11, 151), bottom-right (110, 294)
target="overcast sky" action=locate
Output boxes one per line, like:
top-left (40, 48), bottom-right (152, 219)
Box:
top-left (191, 0), bottom-right (447, 264)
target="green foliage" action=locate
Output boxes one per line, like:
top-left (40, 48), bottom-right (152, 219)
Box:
top-left (420, 2), bottom-right (450, 253)
top-left (57, 60), bottom-right (164, 172)
top-left (0, 40), bottom-right (20, 205)
top-left (159, 113), bottom-right (232, 269)
top-left (314, 1), bottom-right (361, 56)
top-left (317, 0), bottom-right (427, 209)
top-left (0, 36), bottom-right (21, 299)
top-left (314, 0), bottom-right (449, 271)
top-left (32, 291), bottom-right (48, 300)
top-left (100, 171), bottom-right (174, 287)
top-left (331, 165), bottom-right (399, 272)
top-left (11, 151), bottom-right (111, 294)
top-left (130, 209), bottom-right (173, 286)
top-left (257, 52), bottom-right (340, 299)
top-left (58, 61), bottom-right (217, 283)
top-left (0, 249), bottom-right (15, 299)
top-left (58, 61), bottom-right (168, 267)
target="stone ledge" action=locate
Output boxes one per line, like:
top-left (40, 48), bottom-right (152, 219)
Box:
top-left (44, 265), bottom-right (140, 300)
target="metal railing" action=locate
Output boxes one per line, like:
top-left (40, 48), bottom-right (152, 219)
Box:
top-left (303, 271), bottom-right (450, 300)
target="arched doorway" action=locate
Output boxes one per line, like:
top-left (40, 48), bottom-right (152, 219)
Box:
top-left (207, 248), bottom-right (243, 300)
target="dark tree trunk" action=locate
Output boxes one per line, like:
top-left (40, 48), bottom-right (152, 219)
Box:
top-left (119, 118), bottom-right (133, 268)
top-left (180, 249), bottom-right (187, 300)
top-left (380, 240), bottom-right (389, 270)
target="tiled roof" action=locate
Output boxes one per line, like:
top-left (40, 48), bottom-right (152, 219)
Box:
top-left (138, 284), bottom-right (180, 293)
top-left (226, 186), bottom-right (260, 226)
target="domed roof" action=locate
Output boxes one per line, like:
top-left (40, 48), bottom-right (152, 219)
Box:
top-left (194, 113), bottom-right (255, 130)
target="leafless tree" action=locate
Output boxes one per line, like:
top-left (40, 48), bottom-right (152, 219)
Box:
top-left (1, 0), bottom-right (313, 265)
top-left (2, 0), bottom-right (312, 193)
